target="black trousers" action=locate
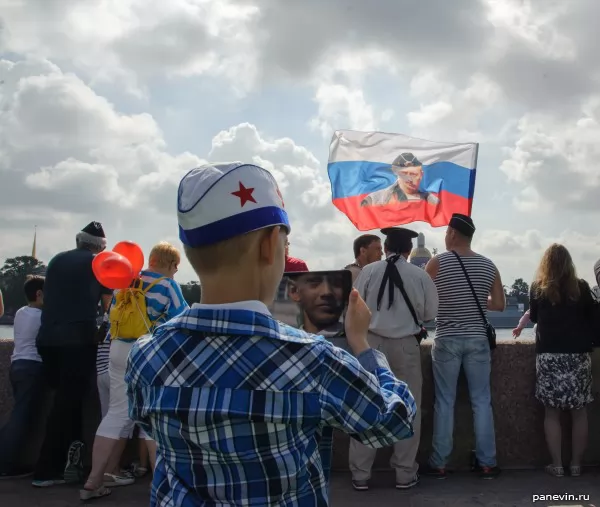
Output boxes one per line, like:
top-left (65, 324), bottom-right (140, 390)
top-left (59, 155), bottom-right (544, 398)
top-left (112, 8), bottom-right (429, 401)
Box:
top-left (33, 345), bottom-right (97, 481)
top-left (0, 360), bottom-right (45, 473)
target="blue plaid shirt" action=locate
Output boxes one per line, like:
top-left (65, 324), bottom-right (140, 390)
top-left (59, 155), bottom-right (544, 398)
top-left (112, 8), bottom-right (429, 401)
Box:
top-left (125, 302), bottom-right (416, 506)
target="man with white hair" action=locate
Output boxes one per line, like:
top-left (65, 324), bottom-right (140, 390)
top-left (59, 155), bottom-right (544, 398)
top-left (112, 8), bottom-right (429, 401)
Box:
top-left (33, 222), bottom-right (113, 488)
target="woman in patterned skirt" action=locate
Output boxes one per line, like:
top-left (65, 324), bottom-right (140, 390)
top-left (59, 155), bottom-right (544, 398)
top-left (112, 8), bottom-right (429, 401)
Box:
top-left (529, 244), bottom-right (595, 478)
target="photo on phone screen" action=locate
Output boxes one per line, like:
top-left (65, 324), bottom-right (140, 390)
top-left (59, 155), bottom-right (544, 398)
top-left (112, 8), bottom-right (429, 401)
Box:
top-left (269, 270), bottom-right (352, 334)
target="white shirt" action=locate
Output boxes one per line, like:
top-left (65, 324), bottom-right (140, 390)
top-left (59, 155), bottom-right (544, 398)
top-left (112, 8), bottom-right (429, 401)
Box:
top-left (355, 254), bottom-right (438, 339)
top-left (11, 306), bottom-right (42, 362)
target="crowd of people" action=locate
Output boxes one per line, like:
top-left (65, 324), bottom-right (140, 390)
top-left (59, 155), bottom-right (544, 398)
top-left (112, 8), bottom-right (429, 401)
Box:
top-left (0, 161), bottom-right (598, 506)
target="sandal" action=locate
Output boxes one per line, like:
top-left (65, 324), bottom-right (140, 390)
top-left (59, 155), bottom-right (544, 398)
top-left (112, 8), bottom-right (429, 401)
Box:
top-left (79, 485), bottom-right (112, 501)
top-left (570, 465), bottom-right (581, 477)
top-left (545, 464), bottom-right (564, 477)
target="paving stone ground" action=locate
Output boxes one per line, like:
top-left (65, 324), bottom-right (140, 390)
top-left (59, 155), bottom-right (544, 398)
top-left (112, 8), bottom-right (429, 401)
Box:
top-left (1, 469), bottom-right (599, 506)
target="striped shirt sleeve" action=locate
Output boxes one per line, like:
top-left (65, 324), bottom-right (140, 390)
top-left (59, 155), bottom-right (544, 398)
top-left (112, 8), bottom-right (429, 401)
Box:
top-left (164, 280), bottom-right (189, 320)
top-left (318, 342), bottom-right (416, 447)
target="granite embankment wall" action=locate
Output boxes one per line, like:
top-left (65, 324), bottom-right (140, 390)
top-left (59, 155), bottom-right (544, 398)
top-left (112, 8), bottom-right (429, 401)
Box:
top-left (1, 338), bottom-right (600, 470)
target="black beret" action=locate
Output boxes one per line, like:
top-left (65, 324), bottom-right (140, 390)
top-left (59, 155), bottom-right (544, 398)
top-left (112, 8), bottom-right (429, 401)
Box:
top-left (449, 213), bottom-right (475, 237)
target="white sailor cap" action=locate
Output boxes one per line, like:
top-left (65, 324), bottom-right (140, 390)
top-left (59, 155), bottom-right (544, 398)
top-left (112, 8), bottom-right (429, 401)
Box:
top-left (178, 162), bottom-right (290, 248)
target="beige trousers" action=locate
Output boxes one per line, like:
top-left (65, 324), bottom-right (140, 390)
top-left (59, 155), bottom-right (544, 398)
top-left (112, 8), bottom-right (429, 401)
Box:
top-left (348, 333), bottom-right (423, 484)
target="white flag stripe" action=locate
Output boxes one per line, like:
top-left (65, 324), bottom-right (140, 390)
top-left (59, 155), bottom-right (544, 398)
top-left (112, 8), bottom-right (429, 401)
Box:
top-left (329, 129), bottom-right (478, 170)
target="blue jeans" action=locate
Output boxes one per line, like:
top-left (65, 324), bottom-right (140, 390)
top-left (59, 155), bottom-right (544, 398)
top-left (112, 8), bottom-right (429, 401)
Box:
top-left (429, 336), bottom-right (497, 468)
top-left (0, 359), bottom-right (44, 473)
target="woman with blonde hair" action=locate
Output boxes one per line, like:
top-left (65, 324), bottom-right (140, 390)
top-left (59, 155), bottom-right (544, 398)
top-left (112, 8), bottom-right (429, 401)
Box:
top-left (529, 243), bottom-right (595, 478)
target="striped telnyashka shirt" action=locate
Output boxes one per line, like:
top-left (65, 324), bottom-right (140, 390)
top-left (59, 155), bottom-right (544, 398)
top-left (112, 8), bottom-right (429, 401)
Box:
top-left (434, 251), bottom-right (497, 339)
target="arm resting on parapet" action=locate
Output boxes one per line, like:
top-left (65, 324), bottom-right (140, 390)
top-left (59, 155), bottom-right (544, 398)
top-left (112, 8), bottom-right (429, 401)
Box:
top-left (421, 271), bottom-right (439, 322)
top-left (516, 309), bottom-right (531, 330)
top-left (318, 342), bottom-right (416, 448)
top-left (487, 267), bottom-right (506, 311)
top-left (424, 256), bottom-right (439, 281)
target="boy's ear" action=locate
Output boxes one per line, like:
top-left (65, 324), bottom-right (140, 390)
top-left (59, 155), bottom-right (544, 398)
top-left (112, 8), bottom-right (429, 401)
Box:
top-left (259, 226), bottom-right (282, 265)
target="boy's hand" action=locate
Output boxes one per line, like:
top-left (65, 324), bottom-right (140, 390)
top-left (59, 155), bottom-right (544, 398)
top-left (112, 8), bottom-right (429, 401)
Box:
top-left (345, 289), bottom-right (371, 355)
top-left (512, 327), bottom-right (522, 338)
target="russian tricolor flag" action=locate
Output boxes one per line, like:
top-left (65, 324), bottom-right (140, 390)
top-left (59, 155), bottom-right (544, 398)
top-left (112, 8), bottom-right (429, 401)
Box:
top-left (327, 130), bottom-right (479, 231)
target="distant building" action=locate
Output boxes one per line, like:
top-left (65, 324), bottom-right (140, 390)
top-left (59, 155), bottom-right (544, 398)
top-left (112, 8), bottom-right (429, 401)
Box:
top-left (409, 233), bottom-right (432, 269)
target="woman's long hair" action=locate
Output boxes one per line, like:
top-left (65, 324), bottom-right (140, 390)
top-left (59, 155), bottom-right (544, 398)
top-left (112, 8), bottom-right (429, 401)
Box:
top-left (533, 243), bottom-right (580, 304)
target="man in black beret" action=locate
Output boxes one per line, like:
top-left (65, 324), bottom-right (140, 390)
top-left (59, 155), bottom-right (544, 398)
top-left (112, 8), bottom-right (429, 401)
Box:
top-left (422, 213), bottom-right (506, 480)
top-left (33, 222), bottom-right (113, 487)
top-left (349, 226), bottom-right (438, 491)
top-left (360, 152), bottom-right (440, 207)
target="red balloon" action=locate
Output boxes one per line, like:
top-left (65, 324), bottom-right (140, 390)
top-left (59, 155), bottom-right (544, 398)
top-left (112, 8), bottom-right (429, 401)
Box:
top-left (92, 251), bottom-right (118, 282)
top-left (113, 241), bottom-right (144, 275)
top-left (93, 252), bottom-right (134, 290)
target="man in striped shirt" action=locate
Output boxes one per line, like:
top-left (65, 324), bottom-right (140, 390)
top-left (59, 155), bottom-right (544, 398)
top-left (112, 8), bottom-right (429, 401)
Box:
top-left (125, 162), bottom-right (417, 506)
top-left (423, 213), bottom-right (505, 480)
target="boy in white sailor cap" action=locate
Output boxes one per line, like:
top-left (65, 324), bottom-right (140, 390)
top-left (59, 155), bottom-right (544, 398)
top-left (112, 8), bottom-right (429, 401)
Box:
top-left (125, 162), bottom-right (416, 506)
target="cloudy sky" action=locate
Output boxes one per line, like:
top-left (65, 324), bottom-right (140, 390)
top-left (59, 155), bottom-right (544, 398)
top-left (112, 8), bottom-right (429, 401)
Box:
top-left (1, 0), bottom-right (599, 288)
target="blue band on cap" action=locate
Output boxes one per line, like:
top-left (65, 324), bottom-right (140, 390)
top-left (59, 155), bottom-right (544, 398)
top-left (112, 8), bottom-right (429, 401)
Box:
top-left (179, 206), bottom-right (290, 247)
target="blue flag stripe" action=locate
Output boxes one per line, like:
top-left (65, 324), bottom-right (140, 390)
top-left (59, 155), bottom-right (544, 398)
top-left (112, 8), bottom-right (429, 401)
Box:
top-left (327, 160), bottom-right (475, 200)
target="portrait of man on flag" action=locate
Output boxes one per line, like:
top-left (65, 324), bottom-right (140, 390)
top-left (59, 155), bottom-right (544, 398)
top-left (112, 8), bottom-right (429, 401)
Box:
top-left (327, 130), bottom-right (479, 230)
top-left (360, 152), bottom-right (440, 207)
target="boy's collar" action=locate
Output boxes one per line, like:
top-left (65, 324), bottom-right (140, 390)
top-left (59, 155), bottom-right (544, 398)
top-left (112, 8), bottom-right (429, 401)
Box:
top-left (191, 300), bottom-right (271, 316)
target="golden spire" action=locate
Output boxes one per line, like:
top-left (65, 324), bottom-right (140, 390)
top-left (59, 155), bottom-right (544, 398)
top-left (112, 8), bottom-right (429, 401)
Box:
top-left (32, 225), bottom-right (37, 259)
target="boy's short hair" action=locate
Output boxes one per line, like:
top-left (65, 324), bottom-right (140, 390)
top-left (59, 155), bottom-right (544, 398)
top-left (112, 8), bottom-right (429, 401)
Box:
top-left (184, 228), bottom-right (274, 275)
top-left (24, 275), bottom-right (44, 302)
top-left (149, 242), bottom-right (181, 269)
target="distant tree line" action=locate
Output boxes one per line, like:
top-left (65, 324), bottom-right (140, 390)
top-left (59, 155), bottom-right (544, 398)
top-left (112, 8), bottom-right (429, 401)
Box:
top-left (0, 255), bottom-right (204, 320)
top-left (180, 280), bottom-right (201, 306)
top-left (0, 256), bottom-right (46, 319)
top-left (0, 255), bottom-right (532, 318)
top-left (504, 278), bottom-right (530, 311)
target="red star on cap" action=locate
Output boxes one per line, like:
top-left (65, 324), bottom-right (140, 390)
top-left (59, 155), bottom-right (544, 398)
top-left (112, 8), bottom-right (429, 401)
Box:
top-left (231, 181), bottom-right (257, 207)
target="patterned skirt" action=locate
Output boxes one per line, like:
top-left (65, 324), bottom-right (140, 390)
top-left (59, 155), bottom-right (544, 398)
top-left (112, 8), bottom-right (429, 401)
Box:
top-left (535, 353), bottom-right (593, 410)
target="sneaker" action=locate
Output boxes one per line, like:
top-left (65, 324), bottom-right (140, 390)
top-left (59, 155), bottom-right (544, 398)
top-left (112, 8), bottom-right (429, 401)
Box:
top-left (130, 461), bottom-right (149, 478)
top-left (351, 479), bottom-right (369, 491)
top-left (479, 466), bottom-right (501, 479)
top-left (545, 464), bottom-right (564, 477)
top-left (396, 473), bottom-right (419, 489)
top-left (32, 479), bottom-right (66, 488)
top-left (63, 440), bottom-right (86, 484)
top-left (103, 473), bottom-right (135, 487)
top-left (420, 463), bottom-right (447, 479)
top-left (120, 469), bottom-right (135, 479)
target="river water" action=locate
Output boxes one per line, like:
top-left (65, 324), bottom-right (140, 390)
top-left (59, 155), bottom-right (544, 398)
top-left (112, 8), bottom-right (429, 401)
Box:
top-left (0, 324), bottom-right (534, 341)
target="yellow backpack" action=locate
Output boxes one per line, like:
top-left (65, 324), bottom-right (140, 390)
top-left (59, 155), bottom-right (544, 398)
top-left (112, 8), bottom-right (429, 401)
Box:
top-left (109, 277), bottom-right (166, 340)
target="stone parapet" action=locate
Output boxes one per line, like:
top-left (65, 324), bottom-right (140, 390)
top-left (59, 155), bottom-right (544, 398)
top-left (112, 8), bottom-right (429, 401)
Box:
top-left (1, 338), bottom-right (599, 470)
